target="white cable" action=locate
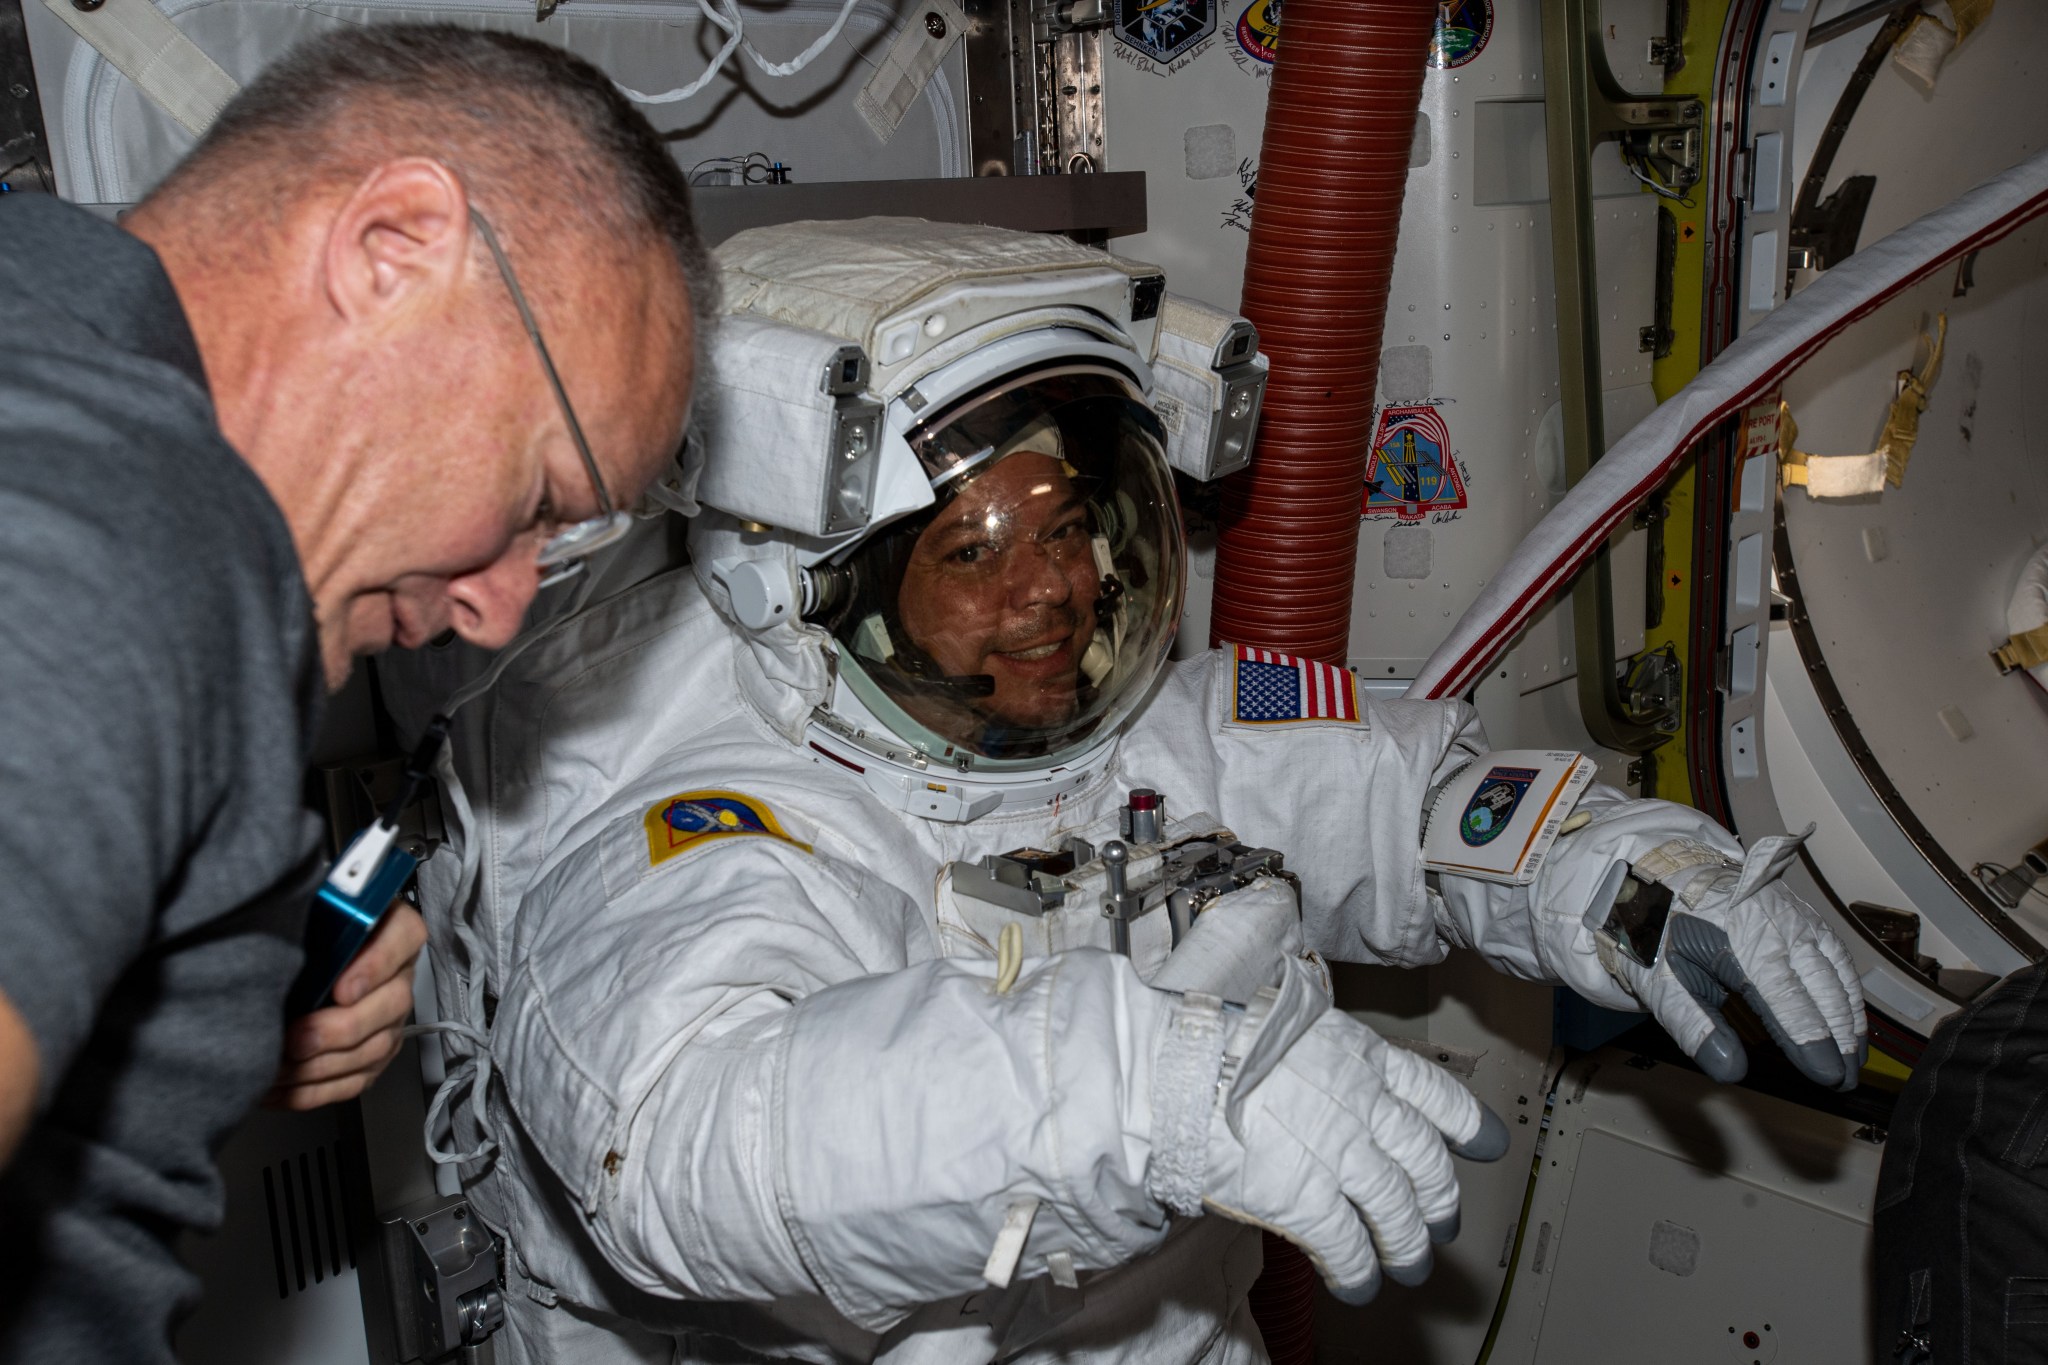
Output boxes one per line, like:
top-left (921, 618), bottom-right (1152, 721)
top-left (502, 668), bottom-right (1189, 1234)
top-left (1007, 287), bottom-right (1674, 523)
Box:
top-left (620, 0), bottom-right (864, 104)
top-left (617, 0), bottom-right (745, 105)
top-left (409, 569), bottom-right (602, 1170)
top-left (741, 0), bottom-right (863, 77)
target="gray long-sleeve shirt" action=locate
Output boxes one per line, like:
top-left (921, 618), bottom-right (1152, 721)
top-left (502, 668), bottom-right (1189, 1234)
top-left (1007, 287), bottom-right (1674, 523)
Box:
top-left (0, 194), bottom-right (324, 1364)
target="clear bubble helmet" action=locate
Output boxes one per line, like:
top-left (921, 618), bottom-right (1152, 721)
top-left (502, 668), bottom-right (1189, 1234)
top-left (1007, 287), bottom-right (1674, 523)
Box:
top-left (818, 364), bottom-right (1185, 770)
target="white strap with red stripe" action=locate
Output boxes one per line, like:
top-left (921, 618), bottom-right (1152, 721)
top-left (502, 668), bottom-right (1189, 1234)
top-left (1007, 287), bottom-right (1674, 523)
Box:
top-left (1407, 146), bottom-right (2048, 702)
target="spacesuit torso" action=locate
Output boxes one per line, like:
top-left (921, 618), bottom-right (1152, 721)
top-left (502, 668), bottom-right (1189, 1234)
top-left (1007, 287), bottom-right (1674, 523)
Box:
top-left (427, 560), bottom-right (1501, 1365)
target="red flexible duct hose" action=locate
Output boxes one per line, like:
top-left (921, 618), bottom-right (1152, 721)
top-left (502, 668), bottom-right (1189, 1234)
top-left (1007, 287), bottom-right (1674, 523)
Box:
top-left (1211, 3), bottom-right (1437, 1358)
top-left (1210, 0), bottom-right (1436, 667)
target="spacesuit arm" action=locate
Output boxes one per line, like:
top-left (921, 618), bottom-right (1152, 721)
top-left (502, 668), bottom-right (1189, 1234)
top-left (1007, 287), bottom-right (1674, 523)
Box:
top-left (1428, 728), bottom-right (1866, 1089)
top-left (496, 830), bottom-right (1176, 1325)
top-left (1176, 663), bottom-right (1859, 1080)
top-left (499, 832), bottom-right (1492, 1331)
top-left (629, 949), bottom-right (1495, 1328)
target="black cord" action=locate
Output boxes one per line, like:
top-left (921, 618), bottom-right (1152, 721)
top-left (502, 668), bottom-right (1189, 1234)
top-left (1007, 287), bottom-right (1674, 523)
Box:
top-left (1974, 861), bottom-right (2048, 907)
top-left (688, 151), bottom-right (775, 186)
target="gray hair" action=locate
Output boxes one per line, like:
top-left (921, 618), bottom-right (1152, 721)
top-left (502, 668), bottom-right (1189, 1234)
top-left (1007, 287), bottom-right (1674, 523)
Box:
top-left (146, 23), bottom-right (717, 345)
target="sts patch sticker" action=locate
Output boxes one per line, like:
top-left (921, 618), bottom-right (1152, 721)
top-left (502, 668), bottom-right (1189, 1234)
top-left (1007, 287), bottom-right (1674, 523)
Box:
top-left (644, 790), bottom-right (811, 867)
top-left (1461, 766), bottom-right (1537, 846)
top-left (1423, 750), bottom-right (1597, 885)
top-left (1427, 0), bottom-right (1493, 69)
top-left (1233, 0), bottom-right (1279, 67)
top-left (1116, 0), bottom-right (1217, 65)
top-left (1363, 405), bottom-right (1467, 520)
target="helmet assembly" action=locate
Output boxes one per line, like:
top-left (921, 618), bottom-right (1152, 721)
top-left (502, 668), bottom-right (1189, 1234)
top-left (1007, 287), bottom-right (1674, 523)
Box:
top-left (687, 217), bottom-right (1265, 819)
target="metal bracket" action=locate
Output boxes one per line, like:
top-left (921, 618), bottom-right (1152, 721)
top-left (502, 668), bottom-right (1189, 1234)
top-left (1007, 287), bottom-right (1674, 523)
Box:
top-left (1787, 5), bottom-right (1915, 290)
top-left (1039, 0), bottom-right (1108, 34)
top-left (0, 0), bottom-right (54, 193)
top-left (1650, 0), bottom-right (1689, 75)
top-left (1617, 642), bottom-right (1683, 731)
top-left (1563, 0), bottom-right (1704, 193)
top-left (1033, 3), bottom-right (1106, 178)
top-left (1542, 0), bottom-right (1701, 755)
top-left (960, 0), bottom-right (1034, 176)
top-left (316, 756), bottom-right (448, 864)
top-left (1596, 95), bottom-right (1704, 192)
top-left (379, 1196), bottom-right (504, 1363)
top-left (960, 0), bottom-right (1106, 182)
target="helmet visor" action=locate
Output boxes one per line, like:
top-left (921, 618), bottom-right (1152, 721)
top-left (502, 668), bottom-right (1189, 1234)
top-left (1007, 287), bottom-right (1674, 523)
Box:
top-left (825, 365), bottom-right (1185, 766)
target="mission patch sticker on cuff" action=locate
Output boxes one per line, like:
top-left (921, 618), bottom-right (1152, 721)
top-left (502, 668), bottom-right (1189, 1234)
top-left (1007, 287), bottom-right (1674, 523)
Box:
top-left (1223, 644), bottom-right (1363, 729)
top-left (644, 790), bottom-right (812, 867)
top-left (1423, 750), bottom-right (1594, 885)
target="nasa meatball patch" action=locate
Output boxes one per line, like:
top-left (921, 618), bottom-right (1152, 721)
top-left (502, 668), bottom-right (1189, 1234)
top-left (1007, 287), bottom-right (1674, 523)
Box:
top-left (644, 790), bottom-right (812, 867)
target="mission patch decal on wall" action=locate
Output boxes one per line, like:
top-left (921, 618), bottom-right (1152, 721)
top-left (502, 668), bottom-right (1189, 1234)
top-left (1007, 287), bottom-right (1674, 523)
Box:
top-left (1427, 0), bottom-right (1493, 69)
top-left (644, 790), bottom-right (812, 867)
top-left (1116, 0), bottom-right (1217, 65)
top-left (1232, 0), bottom-right (1279, 68)
top-left (1363, 405), bottom-right (1468, 521)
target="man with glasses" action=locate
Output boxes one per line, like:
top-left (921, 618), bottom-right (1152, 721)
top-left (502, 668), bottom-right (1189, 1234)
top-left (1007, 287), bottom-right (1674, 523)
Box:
top-left (0, 25), bottom-right (708, 1364)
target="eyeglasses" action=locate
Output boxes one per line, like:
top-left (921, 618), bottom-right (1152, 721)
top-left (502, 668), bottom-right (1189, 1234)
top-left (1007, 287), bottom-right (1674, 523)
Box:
top-left (469, 208), bottom-right (634, 589)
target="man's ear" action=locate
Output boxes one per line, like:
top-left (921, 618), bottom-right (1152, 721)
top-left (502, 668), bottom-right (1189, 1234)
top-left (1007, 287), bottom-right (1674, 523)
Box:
top-left (321, 158), bottom-right (470, 328)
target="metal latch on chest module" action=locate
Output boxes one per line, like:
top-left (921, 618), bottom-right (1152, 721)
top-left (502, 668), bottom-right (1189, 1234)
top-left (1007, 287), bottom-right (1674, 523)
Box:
top-left (947, 787), bottom-right (1298, 955)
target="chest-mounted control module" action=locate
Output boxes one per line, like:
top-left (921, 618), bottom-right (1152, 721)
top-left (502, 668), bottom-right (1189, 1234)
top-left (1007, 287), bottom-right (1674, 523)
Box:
top-left (947, 787), bottom-right (1299, 955)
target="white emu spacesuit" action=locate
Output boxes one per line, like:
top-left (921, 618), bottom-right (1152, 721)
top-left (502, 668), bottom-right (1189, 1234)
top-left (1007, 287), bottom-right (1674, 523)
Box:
top-left (402, 219), bottom-right (1867, 1365)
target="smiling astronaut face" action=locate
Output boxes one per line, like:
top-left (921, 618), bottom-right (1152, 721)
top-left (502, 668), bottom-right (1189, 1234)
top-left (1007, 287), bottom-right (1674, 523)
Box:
top-left (822, 365), bottom-right (1186, 766)
top-left (896, 450), bottom-right (1104, 731)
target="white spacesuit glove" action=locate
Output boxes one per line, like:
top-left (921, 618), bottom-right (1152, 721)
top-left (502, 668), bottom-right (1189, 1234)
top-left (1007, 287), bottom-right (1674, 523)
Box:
top-left (1145, 956), bottom-right (1509, 1305)
top-left (1598, 828), bottom-right (1868, 1092)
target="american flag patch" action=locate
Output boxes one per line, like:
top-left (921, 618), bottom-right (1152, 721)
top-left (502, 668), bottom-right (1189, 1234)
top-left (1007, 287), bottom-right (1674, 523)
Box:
top-left (1225, 644), bottom-right (1363, 728)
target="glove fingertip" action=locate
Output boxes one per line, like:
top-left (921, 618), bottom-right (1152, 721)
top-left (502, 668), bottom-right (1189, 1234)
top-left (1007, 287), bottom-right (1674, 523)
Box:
top-left (1838, 1045), bottom-right (1864, 1093)
top-left (1382, 1247), bottom-right (1434, 1288)
top-left (1692, 1027), bottom-right (1748, 1083)
top-left (1787, 1037), bottom-right (1846, 1089)
top-left (1328, 1271), bottom-right (1381, 1306)
top-left (1450, 1103), bottom-right (1510, 1162)
top-left (1427, 1210), bottom-right (1460, 1245)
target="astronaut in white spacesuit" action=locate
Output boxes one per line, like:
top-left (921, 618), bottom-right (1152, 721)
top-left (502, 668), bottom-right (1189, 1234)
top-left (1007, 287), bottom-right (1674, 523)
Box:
top-left (409, 219), bottom-right (1867, 1365)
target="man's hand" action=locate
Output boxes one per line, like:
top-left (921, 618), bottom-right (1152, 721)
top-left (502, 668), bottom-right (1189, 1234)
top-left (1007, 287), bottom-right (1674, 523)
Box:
top-left (268, 904), bottom-right (426, 1110)
top-left (1615, 831), bottom-right (1867, 1091)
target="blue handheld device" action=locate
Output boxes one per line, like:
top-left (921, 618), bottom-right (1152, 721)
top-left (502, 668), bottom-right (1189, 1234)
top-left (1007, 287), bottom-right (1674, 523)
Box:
top-left (287, 718), bottom-right (447, 1016)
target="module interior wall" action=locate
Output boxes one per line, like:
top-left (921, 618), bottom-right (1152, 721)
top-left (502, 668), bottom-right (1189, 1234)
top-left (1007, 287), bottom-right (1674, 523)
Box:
top-left (1779, 223), bottom-right (2048, 886)
top-left (23, 0), bottom-right (968, 204)
top-left (1103, 0), bottom-right (1667, 692)
top-left (1777, 0), bottom-right (2048, 893)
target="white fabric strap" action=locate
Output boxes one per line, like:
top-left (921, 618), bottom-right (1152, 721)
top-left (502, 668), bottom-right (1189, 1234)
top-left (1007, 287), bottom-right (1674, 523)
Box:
top-left (45, 0), bottom-right (238, 137)
top-left (1591, 931), bottom-right (1633, 995)
top-left (980, 1197), bottom-right (1040, 1289)
top-left (1145, 991), bottom-right (1227, 1218)
top-left (1633, 837), bottom-right (1736, 908)
top-left (854, 0), bottom-right (963, 145)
